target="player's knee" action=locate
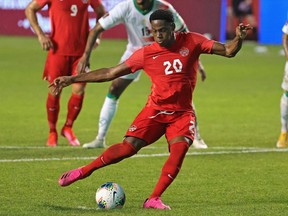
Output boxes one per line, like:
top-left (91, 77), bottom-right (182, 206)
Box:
top-left (169, 136), bottom-right (192, 146)
top-left (109, 83), bottom-right (122, 98)
top-left (71, 83), bottom-right (85, 95)
top-left (48, 90), bottom-right (61, 97)
top-left (109, 79), bottom-right (133, 97)
top-left (170, 141), bottom-right (189, 154)
top-left (124, 137), bottom-right (146, 152)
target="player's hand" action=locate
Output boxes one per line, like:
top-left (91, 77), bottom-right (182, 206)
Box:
top-left (236, 23), bottom-right (253, 40)
top-left (77, 56), bottom-right (90, 74)
top-left (38, 34), bottom-right (54, 51)
top-left (93, 38), bottom-right (101, 49)
top-left (48, 76), bottom-right (73, 95)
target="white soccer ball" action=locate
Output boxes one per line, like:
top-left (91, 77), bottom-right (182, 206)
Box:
top-left (95, 182), bottom-right (126, 209)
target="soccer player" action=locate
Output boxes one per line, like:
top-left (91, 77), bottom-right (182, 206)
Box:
top-left (276, 21), bottom-right (288, 148)
top-left (77, 0), bottom-right (208, 149)
top-left (51, 9), bottom-right (251, 209)
top-left (25, 0), bottom-right (106, 146)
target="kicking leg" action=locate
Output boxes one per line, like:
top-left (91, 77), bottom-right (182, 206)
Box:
top-left (59, 138), bottom-right (143, 186)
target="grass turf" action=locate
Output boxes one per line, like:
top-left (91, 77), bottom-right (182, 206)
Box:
top-left (0, 36), bottom-right (288, 216)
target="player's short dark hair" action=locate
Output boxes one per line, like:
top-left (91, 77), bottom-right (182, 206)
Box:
top-left (149, 9), bottom-right (174, 23)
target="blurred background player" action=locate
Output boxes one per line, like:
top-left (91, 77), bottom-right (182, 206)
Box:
top-left (52, 9), bottom-right (252, 209)
top-left (25, 0), bottom-right (106, 146)
top-left (77, 0), bottom-right (208, 149)
top-left (231, 0), bottom-right (257, 40)
top-left (277, 20), bottom-right (288, 148)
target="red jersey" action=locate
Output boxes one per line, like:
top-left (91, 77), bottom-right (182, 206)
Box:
top-left (125, 32), bottom-right (214, 111)
top-left (36, 0), bottom-right (101, 56)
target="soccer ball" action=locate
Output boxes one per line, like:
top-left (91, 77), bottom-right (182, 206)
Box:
top-left (95, 182), bottom-right (126, 209)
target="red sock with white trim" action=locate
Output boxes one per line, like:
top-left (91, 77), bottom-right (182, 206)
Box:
top-left (149, 141), bottom-right (189, 198)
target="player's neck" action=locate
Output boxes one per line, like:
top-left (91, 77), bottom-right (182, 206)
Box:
top-left (159, 40), bottom-right (175, 48)
top-left (161, 34), bottom-right (176, 48)
top-left (137, 0), bottom-right (153, 10)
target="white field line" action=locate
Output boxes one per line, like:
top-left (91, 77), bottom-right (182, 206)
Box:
top-left (1, 147), bottom-right (288, 163)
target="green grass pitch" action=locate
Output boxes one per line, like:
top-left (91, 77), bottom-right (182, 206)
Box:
top-left (1, 35), bottom-right (288, 216)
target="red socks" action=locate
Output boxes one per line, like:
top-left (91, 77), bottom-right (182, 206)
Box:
top-left (46, 93), bottom-right (84, 132)
top-left (150, 141), bottom-right (189, 198)
top-left (65, 93), bottom-right (84, 127)
top-left (82, 140), bottom-right (138, 177)
top-left (46, 93), bottom-right (60, 132)
top-left (81, 140), bottom-right (189, 197)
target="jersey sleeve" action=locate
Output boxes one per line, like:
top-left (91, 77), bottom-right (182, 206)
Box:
top-left (98, 1), bottom-right (127, 30)
top-left (190, 32), bottom-right (214, 54)
top-left (124, 48), bottom-right (144, 73)
top-left (283, 22), bottom-right (288, 35)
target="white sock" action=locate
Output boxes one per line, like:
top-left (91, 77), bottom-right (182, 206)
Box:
top-left (192, 102), bottom-right (201, 139)
top-left (280, 93), bottom-right (288, 132)
top-left (96, 97), bottom-right (119, 140)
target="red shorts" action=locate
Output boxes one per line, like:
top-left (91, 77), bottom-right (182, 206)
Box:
top-left (125, 106), bottom-right (196, 145)
top-left (42, 51), bottom-right (83, 83)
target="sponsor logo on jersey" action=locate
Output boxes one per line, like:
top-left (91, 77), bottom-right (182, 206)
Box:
top-left (179, 47), bottom-right (189, 57)
top-left (128, 125), bottom-right (137, 132)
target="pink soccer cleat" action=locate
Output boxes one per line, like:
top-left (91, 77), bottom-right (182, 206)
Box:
top-left (61, 126), bottom-right (80, 146)
top-left (58, 168), bottom-right (83, 187)
top-left (143, 197), bottom-right (171, 210)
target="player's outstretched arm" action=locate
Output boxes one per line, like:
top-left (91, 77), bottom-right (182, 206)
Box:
top-left (50, 63), bottom-right (132, 95)
top-left (77, 22), bottom-right (105, 74)
top-left (211, 23), bottom-right (253, 58)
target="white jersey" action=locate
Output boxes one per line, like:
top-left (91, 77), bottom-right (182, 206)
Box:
top-left (282, 22), bottom-right (288, 90)
top-left (282, 22), bottom-right (288, 35)
top-left (99, 0), bottom-right (187, 53)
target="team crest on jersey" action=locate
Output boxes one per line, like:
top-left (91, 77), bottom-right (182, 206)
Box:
top-left (128, 125), bottom-right (137, 132)
top-left (179, 47), bottom-right (189, 57)
top-left (82, 0), bottom-right (88, 4)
